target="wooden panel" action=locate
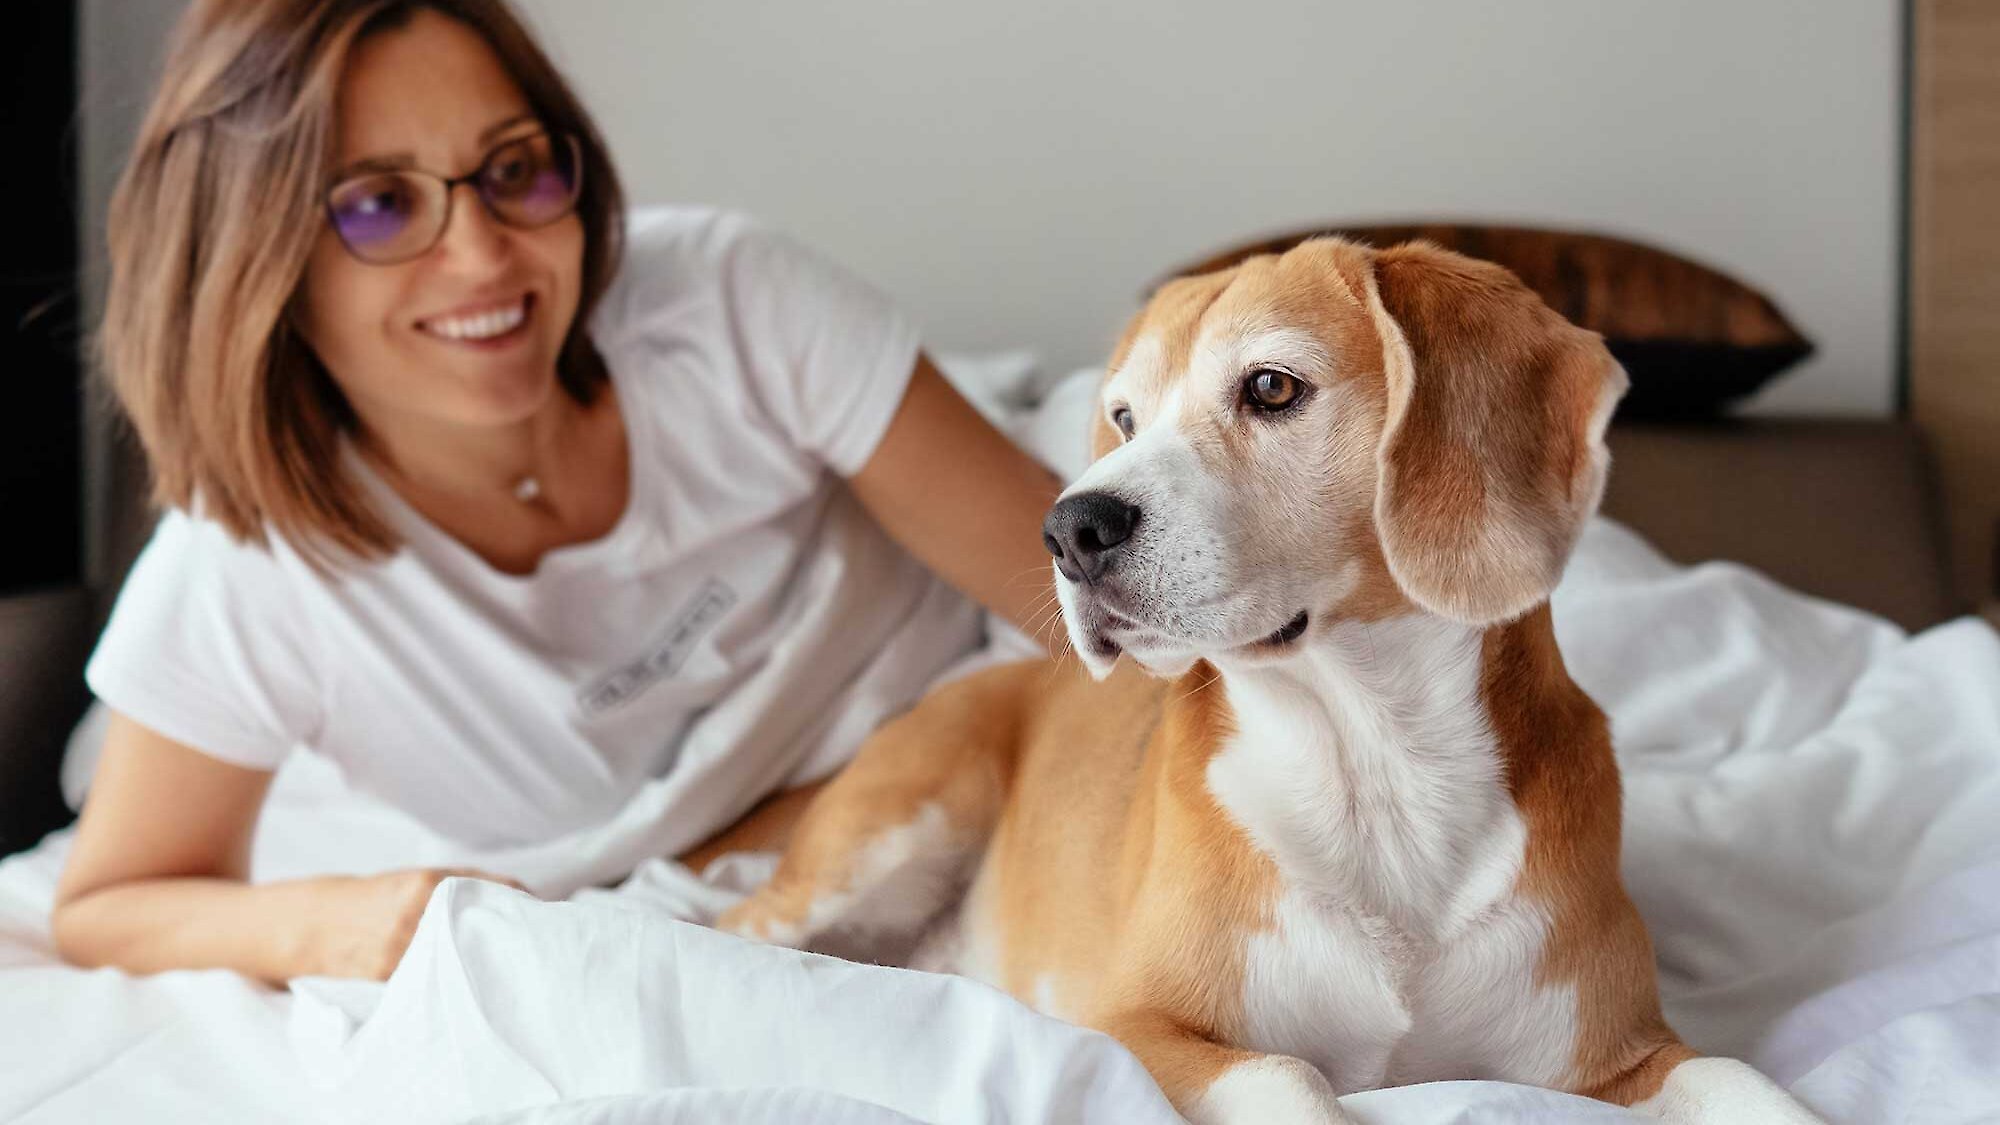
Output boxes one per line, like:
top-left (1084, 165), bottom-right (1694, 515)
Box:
top-left (1910, 0), bottom-right (2000, 614)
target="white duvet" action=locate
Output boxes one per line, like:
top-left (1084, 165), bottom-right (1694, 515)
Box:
top-left (4, 369), bottom-right (1998, 1123)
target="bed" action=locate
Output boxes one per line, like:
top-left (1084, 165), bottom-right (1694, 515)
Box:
top-left (2, 357), bottom-right (1996, 1123)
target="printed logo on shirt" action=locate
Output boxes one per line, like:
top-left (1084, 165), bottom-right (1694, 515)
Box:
top-left (577, 579), bottom-right (738, 716)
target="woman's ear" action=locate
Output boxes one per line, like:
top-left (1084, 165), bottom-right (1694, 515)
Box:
top-left (1363, 241), bottom-right (1627, 626)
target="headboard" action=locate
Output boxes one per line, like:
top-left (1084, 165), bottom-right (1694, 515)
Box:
top-left (1911, 0), bottom-right (2000, 617)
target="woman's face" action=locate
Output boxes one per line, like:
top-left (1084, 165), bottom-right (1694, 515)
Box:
top-left (299, 10), bottom-right (585, 437)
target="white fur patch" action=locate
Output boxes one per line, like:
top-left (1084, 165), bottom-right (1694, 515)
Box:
top-left (1236, 890), bottom-right (1412, 1092)
top-left (1206, 615), bottom-right (1580, 1089)
top-left (1634, 1057), bottom-right (1825, 1123)
top-left (918, 856), bottom-right (1002, 981)
top-left (1103, 333), bottom-right (1165, 410)
top-left (1187, 1055), bottom-right (1350, 1125)
top-left (772, 803), bottom-right (961, 950)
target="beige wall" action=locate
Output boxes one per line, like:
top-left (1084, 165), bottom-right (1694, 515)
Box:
top-left (79, 1), bottom-right (1907, 585)
top-left (517, 0), bottom-right (1901, 416)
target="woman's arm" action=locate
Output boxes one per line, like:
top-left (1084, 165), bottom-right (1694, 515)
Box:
top-left (848, 355), bottom-right (1067, 651)
top-left (52, 711), bottom-right (517, 983)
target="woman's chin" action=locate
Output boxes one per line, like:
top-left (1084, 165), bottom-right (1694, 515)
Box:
top-left (455, 361), bottom-right (563, 425)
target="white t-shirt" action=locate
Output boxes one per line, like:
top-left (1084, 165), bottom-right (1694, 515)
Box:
top-left (84, 207), bottom-right (986, 890)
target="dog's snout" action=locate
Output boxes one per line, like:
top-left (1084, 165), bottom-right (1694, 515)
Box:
top-left (1043, 492), bottom-right (1140, 584)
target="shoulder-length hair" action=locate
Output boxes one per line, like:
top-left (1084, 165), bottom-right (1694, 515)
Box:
top-left (100, 0), bottom-right (625, 564)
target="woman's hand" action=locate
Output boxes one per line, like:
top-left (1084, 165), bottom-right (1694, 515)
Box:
top-left (52, 712), bottom-right (530, 984)
top-left (306, 868), bottom-right (530, 981)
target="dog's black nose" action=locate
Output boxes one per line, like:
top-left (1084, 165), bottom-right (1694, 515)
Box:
top-left (1043, 492), bottom-right (1140, 584)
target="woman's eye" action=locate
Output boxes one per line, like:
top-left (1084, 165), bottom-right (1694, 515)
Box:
top-left (1111, 407), bottom-right (1135, 439)
top-left (1244, 368), bottom-right (1304, 411)
top-left (487, 156), bottom-right (535, 190)
top-left (482, 137), bottom-right (554, 196)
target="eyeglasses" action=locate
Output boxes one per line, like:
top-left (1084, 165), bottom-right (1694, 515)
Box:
top-left (324, 131), bottom-right (584, 266)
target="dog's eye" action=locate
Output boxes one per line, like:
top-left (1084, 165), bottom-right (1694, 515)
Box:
top-left (1244, 368), bottom-right (1305, 411)
top-left (1111, 406), bottom-right (1136, 439)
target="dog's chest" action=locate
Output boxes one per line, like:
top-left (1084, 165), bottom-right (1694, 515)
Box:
top-left (1204, 684), bottom-right (1582, 1091)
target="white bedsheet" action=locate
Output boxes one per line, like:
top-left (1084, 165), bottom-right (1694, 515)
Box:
top-left (6, 372), bottom-right (1999, 1122)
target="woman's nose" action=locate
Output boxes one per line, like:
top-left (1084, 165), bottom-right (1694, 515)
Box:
top-left (434, 182), bottom-right (513, 271)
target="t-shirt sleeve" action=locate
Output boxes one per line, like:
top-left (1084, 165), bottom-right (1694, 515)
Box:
top-left (710, 215), bottom-right (923, 476)
top-left (84, 511), bottom-right (323, 771)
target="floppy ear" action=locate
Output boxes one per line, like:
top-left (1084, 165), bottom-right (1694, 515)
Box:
top-left (1363, 241), bottom-right (1628, 626)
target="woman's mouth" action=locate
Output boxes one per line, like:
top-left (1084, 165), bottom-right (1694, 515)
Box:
top-left (417, 294), bottom-right (534, 347)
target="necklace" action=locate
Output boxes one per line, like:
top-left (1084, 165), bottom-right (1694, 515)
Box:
top-left (512, 475), bottom-right (543, 503)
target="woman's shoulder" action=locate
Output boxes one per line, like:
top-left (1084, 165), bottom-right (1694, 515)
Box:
top-left (592, 206), bottom-right (831, 341)
top-left (601, 205), bottom-right (764, 300)
top-left (86, 507), bottom-right (329, 768)
top-left (137, 506), bottom-right (303, 575)
top-left (113, 508), bottom-right (327, 627)
top-left (621, 204), bottom-right (766, 258)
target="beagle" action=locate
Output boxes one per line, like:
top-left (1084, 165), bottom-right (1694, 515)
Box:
top-left (717, 238), bottom-right (1824, 1123)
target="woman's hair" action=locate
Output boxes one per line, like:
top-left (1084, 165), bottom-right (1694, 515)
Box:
top-left (100, 0), bottom-right (625, 563)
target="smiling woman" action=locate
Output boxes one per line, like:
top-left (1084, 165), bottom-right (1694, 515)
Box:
top-left (99, 0), bottom-right (627, 566)
top-left (293, 10), bottom-right (631, 572)
top-left (54, 0), bottom-right (1061, 985)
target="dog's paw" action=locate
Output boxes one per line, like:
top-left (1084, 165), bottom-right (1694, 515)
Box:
top-left (1187, 1055), bottom-right (1351, 1125)
top-left (1636, 1057), bottom-right (1825, 1124)
top-left (715, 895), bottom-right (809, 949)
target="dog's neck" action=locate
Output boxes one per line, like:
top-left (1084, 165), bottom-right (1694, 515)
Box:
top-left (1194, 610), bottom-right (1554, 938)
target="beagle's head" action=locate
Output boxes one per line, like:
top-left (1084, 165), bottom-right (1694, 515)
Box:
top-left (1045, 238), bottom-right (1626, 679)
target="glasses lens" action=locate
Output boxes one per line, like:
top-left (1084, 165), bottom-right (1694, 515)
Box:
top-left (478, 133), bottom-right (582, 227)
top-left (328, 174), bottom-right (437, 263)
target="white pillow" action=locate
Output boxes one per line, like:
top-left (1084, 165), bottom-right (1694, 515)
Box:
top-left (928, 349), bottom-right (1042, 430)
top-left (1006, 367), bottom-right (1101, 483)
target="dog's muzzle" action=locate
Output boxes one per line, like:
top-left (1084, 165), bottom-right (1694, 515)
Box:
top-left (1043, 491), bottom-right (1141, 585)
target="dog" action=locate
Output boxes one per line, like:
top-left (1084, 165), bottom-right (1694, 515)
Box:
top-left (714, 237), bottom-right (1824, 1123)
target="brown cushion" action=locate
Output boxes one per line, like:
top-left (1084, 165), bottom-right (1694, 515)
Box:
top-left (1156, 224), bottom-right (1814, 419)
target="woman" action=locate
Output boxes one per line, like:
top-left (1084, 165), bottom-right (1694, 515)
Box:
top-left (51, 0), bottom-right (1062, 984)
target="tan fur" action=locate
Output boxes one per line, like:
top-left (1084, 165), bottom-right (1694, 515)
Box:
top-left (1369, 242), bottom-right (1625, 626)
top-left (718, 239), bottom-right (1809, 1121)
top-left (678, 781), bottom-right (826, 876)
top-left (718, 666), bottom-right (1030, 946)
top-left (1480, 607), bottom-right (1691, 1101)
top-left (980, 658), bottom-right (1283, 1104)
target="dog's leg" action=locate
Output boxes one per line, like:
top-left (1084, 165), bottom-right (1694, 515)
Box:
top-left (1097, 1010), bottom-right (1351, 1125)
top-left (1589, 1043), bottom-right (1823, 1124)
top-left (677, 780), bottom-right (827, 876)
top-left (716, 663), bottom-right (1031, 958)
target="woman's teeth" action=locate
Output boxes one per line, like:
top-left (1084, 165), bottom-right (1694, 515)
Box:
top-left (423, 299), bottom-right (527, 341)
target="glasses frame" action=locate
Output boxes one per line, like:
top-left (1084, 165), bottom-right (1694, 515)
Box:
top-left (323, 130), bottom-right (585, 266)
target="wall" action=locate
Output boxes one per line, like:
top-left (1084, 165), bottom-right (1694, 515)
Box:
top-left (79, 1), bottom-right (1904, 496)
top-left (517, 0), bottom-right (1902, 415)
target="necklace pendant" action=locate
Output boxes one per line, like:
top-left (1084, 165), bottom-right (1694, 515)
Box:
top-left (513, 475), bottom-right (542, 503)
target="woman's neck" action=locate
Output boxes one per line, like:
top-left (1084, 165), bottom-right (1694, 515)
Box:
top-left (356, 388), bottom-right (576, 502)
top-left (349, 379), bottom-right (631, 574)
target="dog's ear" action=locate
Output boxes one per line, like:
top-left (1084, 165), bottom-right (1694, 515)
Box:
top-left (1362, 241), bottom-right (1627, 626)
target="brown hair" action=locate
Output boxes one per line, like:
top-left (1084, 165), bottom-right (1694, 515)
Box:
top-left (100, 0), bottom-right (626, 564)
